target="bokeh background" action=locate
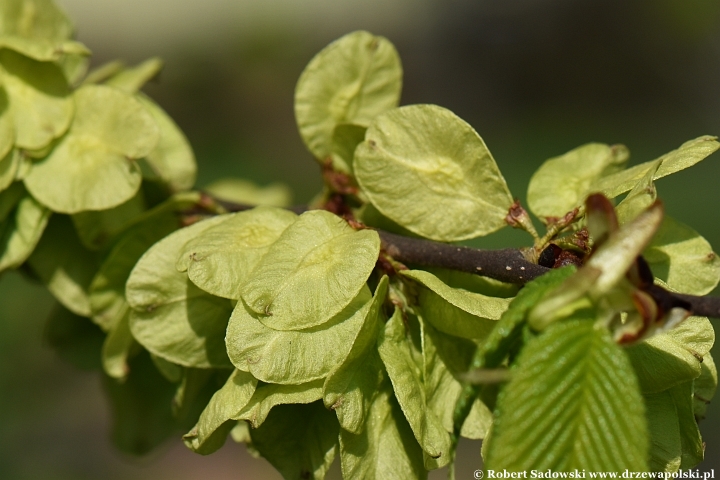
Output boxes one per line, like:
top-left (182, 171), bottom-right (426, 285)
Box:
top-left (2, 0), bottom-right (720, 478)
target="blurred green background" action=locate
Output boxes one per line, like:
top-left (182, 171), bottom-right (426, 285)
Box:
top-left (2, 0), bottom-right (720, 478)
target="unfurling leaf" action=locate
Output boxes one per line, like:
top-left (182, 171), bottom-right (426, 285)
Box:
top-left (529, 200), bottom-right (664, 330)
top-left (355, 104), bottom-right (513, 241)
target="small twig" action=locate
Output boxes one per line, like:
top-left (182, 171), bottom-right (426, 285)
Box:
top-left (379, 231), bottom-right (547, 284)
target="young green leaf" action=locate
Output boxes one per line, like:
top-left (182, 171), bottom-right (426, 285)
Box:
top-left (527, 143), bottom-right (628, 220)
top-left (339, 383), bottom-right (427, 480)
top-left (0, 182), bottom-right (50, 271)
top-left (250, 402), bottom-right (339, 480)
top-left (28, 214), bottom-right (99, 316)
top-left (240, 210), bottom-right (380, 330)
top-left (88, 193), bottom-right (197, 331)
top-left (178, 207), bottom-right (297, 300)
top-left (136, 93), bottom-right (197, 193)
top-left (226, 286), bottom-right (372, 384)
top-left (236, 380), bottom-right (324, 428)
top-left (402, 269), bottom-right (508, 340)
top-left (323, 276), bottom-right (388, 434)
top-left (484, 319), bottom-right (648, 471)
top-left (0, 48), bottom-right (73, 150)
top-left (183, 369), bottom-right (257, 455)
top-left (355, 104), bottom-right (513, 241)
top-left (378, 307), bottom-right (451, 468)
top-left (453, 266), bottom-right (579, 444)
top-left (24, 84), bottom-right (159, 213)
top-left (626, 316), bottom-right (714, 394)
top-left (295, 30), bottom-right (401, 163)
top-left (590, 136), bottom-right (720, 200)
top-left (126, 215), bottom-right (234, 368)
top-left (471, 265), bottom-right (576, 371)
